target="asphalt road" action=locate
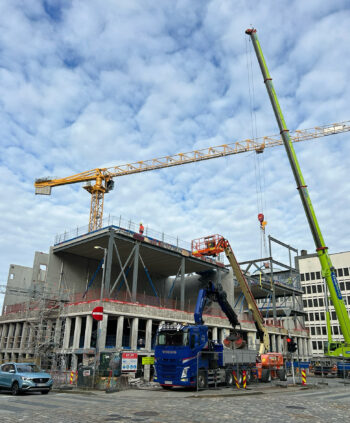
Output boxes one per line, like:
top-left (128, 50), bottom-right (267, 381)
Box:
top-left (0, 378), bottom-right (349, 423)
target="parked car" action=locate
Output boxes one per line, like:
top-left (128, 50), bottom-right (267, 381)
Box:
top-left (0, 362), bottom-right (53, 395)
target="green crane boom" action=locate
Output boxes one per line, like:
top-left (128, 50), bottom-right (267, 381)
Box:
top-left (245, 28), bottom-right (350, 358)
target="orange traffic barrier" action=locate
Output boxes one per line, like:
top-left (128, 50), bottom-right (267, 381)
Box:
top-left (301, 369), bottom-right (306, 386)
top-left (242, 370), bottom-right (247, 389)
top-left (232, 370), bottom-right (240, 389)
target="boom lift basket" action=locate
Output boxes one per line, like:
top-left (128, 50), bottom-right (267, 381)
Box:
top-left (191, 234), bottom-right (226, 257)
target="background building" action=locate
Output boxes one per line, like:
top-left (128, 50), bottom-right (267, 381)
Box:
top-left (297, 250), bottom-right (350, 357)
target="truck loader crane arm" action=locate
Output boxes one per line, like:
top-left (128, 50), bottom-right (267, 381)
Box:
top-left (217, 238), bottom-right (270, 355)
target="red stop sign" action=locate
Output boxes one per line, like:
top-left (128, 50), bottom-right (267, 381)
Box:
top-left (92, 306), bottom-right (104, 321)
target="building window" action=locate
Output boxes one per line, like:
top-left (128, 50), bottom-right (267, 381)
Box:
top-left (316, 271), bottom-right (321, 279)
top-left (311, 327), bottom-right (316, 335)
top-left (316, 327), bottom-right (321, 335)
top-left (319, 298), bottom-right (324, 307)
top-left (305, 273), bottom-right (310, 281)
top-left (338, 268), bottom-right (343, 277)
top-left (311, 272), bottom-right (315, 280)
top-left (315, 312), bottom-right (319, 320)
top-left (305, 314), bottom-right (308, 321)
top-left (340, 282), bottom-right (345, 291)
top-left (346, 282), bottom-right (350, 290)
top-left (303, 300), bottom-right (307, 308)
top-left (333, 326), bottom-right (339, 335)
top-left (344, 268), bottom-right (349, 277)
top-left (318, 341), bottom-right (323, 350)
top-left (320, 312), bottom-right (325, 320)
top-left (10, 273), bottom-right (14, 280)
top-left (313, 298), bottom-right (318, 307)
top-left (307, 286), bottom-right (311, 294)
top-left (322, 326), bottom-right (327, 335)
top-left (312, 285), bottom-right (317, 294)
top-left (332, 311), bottom-right (337, 320)
top-left (317, 284), bottom-right (323, 293)
top-left (301, 274), bottom-right (305, 281)
top-left (308, 299), bottom-right (313, 307)
top-left (309, 313), bottom-right (314, 321)
top-left (312, 341), bottom-right (317, 350)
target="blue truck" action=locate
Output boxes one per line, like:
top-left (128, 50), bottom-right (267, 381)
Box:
top-left (154, 281), bottom-right (258, 389)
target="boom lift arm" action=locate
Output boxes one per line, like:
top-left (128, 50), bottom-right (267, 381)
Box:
top-left (246, 28), bottom-right (350, 357)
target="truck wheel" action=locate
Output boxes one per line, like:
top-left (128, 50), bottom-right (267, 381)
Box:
top-left (11, 382), bottom-right (19, 396)
top-left (277, 369), bottom-right (287, 381)
top-left (225, 370), bottom-right (234, 386)
top-left (161, 385), bottom-right (173, 390)
top-left (197, 371), bottom-right (207, 389)
top-left (261, 369), bottom-right (271, 383)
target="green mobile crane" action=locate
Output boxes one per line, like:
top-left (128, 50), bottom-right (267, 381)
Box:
top-left (245, 28), bottom-right (350, 359)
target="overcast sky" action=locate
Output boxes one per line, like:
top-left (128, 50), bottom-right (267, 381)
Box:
top-left (1, 1), bottom-right (350, 310)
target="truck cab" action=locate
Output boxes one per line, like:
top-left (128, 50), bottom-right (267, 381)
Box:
top-left (154, 322), bottom-right (223, 388)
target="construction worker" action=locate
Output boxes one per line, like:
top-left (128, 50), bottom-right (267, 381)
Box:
top-left (139, 223), bottom-right (144, 235)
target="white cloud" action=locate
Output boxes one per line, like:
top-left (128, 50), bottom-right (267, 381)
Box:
top-left (1, 0), bottom-right (350, 302)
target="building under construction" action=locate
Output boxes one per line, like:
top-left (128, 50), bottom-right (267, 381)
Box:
top-left (0, 217), bottom-right (310, 374)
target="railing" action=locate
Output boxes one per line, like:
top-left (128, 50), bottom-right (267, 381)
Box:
top-left (54, 215), bottom-right (192, 251)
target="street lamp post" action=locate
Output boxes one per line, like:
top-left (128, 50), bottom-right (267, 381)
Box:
top-left (93, 245), bottom-right (108, 387)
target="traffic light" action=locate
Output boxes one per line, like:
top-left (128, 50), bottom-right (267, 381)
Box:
top-left (287, 337), bottom-right (297, 353)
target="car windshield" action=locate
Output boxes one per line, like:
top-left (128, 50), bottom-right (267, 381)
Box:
top-left (156, 330), bottom-right (189, 346)
top-left (16, 364), bottom-right (42, 373)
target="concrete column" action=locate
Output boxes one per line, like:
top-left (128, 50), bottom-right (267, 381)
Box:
top-left (116, 315), bottom-right (124, 348)
top-left (145, 319), bottom-right (152, 351)
top-left (13, 322), bottom-right (22, 348)
top-left (71, 354), bottom-right (78, 371)
top-left (219, 328), bottom-right (229, 343)
top-left (0, 324), bottom-right (9, 349)
top-left (132, 243), bottom-right (140, 301)
top-left (63, 317), bottom-right (72, 350)
top-left (20, 322), bottom-right (29, 350)
top-left (298, 337), bottom-right (303, 356)
top-left (104, 230), bottom-right (114, 295)
top-left (54, 318), bottom-right (63, 348)
top-left (308, 338), bottom-right (313, 356)
top-left (131, 317), bottom-right (139, 350)
top-left (84, 315), bottom-right (93, 349)
top-left (73, 316), bottom-right (82, 349)
top-left (180, 257), bottom-right (185, 311)
top-left (212, 327), bottom-right (218, 342)
top-left (6, 323), bottom-right (15, 349)
top-left (276, 335), bottom-right (282, 353)
top-left (27, 324), bottom-right (35, 352)
top-left (97, 314), bottom-right (108, 350)
top-left (247, 332), bottom-right (256, 350)
top-left (271, 334), bottom-right (276, 352)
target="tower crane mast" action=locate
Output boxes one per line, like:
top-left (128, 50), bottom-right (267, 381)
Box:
top-left (35, 121), bottom-right (350, 232)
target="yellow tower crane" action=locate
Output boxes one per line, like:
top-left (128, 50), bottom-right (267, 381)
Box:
top-left (35, 120), bottom-right (350, 232)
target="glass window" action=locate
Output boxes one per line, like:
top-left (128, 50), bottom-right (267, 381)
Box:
top-left (312, 341), bottom-right (317, 350)
top-left (16, 364), bottom-right (41, 373)
top-left (332, 311), bottom-right (337, 320)
top-left (318, 341), bottom-right (323, 350)
top-left (307, 286), bottom-right (311, 294)
top-left (303, 300), bottom-right (307, 308)
top-left (322, 326), bottom-right (327, 335)
top-left (319, 298), bottom-right (324, 307)
top-left (311, 272), bottom-right (315, 280)
top-left (316, 327), bottom-right (321, 335)
top-left (316, 271), bottom-right (321, 279)
top-left (344, 268), bottom-right (349, 277)
top-left (320, 312), bottom-right (325, 320)
top-left (156, 330), bottom-right (189, 346)
top-left (311, 327), bottom-right (315, 335)
top-left (308, 299), bottom-right (313, 307)
top-left (317, 284), bottom-right (323, 293)
top-left (309, 313), bottom-right (314, 321)
top-left (313, 298), bottom-right (318, 307)
top-left (305, 314), bottom-right (308, 321)
top-left (340, 282), bottom-right (345, 291)
top-left (333, 326), bottom-right (339, 335)
top-left (346, 282), bottom-right (350, 290)
top-left (301, 274), bottom-right (305, 281)
top-left (315, 312), bottom-right (320, 321)
top-left (305, 273), bottom-right (310, 281)
top-left (312, 285), bottom-right (317, 294)
top-left (338, 268), bottom-right (343, 277)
